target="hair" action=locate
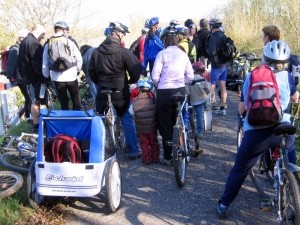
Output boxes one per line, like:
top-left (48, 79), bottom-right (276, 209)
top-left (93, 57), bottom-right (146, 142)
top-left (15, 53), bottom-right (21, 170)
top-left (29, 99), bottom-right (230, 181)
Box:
top-left (262, 25), bottom-right (280, 41)
top-left (164, 35), bottom-right (178, 47)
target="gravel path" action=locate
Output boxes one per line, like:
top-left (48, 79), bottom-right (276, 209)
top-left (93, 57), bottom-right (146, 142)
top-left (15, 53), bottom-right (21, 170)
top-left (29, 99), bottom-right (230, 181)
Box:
top-left (63, 90), bottom-right (279, 225)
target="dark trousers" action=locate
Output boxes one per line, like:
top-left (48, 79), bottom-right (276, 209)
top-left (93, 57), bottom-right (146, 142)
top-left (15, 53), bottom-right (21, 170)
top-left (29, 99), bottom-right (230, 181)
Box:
top-left (156, 87), bottom-right (185, 160)
top-left (54, 80), bottom-right (80, 110)
top-left (17, 82), bottom-right (31, 118)
top-left (221, 127), bottom-right (296, 206)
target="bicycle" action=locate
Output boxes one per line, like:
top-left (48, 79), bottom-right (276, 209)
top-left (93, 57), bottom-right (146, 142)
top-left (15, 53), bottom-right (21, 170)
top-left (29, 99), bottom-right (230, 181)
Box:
top-left (249, 122), bottom-right (300, 223)
top-left (168, 80), bottom-right (204, 187)
top-left (101, 89), bottom-right (126, 156)
top-left (0, 132), bottom-right (38, 174)
top-left (79, 75), bottom-right (96, 111)
top-left (0, 170), bottom-right (24, 199)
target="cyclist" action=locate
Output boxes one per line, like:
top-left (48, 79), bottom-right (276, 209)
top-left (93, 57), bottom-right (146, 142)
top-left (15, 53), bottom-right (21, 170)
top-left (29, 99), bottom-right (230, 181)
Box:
top-left (129, 27), bottom-right (148, 63)
top-left (207, 18), bottom-right (230, 116)
top-left (196, 18), bottom-right (210, 66)
top-left (217, 40), bottom-right (299, 219)
top-left (88, 21), bottom-right (141, 160)
top-left (176, 25), bottom-right (197, 63)
top-left (184, 19), bottom-right (199, 60)
top-left (142, 17), bottom-right (164, 75)
top-left (151, 26), bottom-right (194, 166)
top-left (6, 28), bottom-right (32, 122)
top-left (42, 21), bottom-right (83, 110)
top-left (131, 78), bottom-right (159, 165)
top-left (18, 24), bottom-right (46, 133)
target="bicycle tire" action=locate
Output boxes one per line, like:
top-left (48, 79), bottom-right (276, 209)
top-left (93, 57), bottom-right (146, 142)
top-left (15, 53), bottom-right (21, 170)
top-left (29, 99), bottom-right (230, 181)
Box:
top-left (0, 151), bottom-right (31, 174)
top-left (0, 171), bottom-right (24, 199)
top-left (27, 159), bottom-right (44, 208)
top-left (105, 124), bottom-right (116, 160)
top-left (279, 171), bottom-right (300, 224)
top-left (172, 126), bottom-right (187, 187)
top-left (249, 152), bottom-right (273, 199)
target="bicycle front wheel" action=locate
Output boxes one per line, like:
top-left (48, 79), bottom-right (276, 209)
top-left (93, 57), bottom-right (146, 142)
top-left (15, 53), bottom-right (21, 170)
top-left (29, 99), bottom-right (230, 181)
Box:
top-left (279, 171), bottom-right (300, 224)
top-left (0, 171), bottom-right (24, 199)
top-left (172, 126), bottom-right (187, 187)
top-left (0, 151), bottom-right (32, 174)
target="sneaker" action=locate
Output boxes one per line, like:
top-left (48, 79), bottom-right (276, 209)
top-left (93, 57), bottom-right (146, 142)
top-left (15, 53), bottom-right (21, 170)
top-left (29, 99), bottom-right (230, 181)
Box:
top-left (217, 200), bottom-right (229, 219)
top-left (159, 158), bottom-right (173, 166)
top-left (215, 109), bottom-right (226, 116)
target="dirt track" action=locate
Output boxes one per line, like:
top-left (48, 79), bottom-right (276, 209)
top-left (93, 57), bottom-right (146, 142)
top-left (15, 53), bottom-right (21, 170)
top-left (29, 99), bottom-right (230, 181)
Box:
top-left (63, 90), bottom-right (279, 225)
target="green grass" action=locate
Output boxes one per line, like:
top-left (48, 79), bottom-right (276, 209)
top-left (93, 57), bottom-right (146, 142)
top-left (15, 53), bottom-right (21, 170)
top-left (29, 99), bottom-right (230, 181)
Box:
top-left (0, 120), bottom-right (34, 224)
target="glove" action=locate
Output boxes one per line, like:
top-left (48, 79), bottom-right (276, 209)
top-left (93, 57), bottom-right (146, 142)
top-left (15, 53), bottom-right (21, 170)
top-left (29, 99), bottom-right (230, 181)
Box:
top-left (41, 76), bottom-right (51, 84)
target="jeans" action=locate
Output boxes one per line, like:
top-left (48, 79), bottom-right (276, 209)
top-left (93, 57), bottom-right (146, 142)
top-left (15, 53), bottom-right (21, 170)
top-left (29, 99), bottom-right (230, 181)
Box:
top-left (120, 104), bottom-right (139, 153)
top-left (194, 103), bottom-right (205, 135)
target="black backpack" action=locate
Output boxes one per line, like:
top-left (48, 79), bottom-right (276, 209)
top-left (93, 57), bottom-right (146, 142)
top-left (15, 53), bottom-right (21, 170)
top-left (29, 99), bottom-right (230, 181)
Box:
top-left (129, 37), bottom-right (141, 58)
top-left (217, 33), bottom-right (237, 62)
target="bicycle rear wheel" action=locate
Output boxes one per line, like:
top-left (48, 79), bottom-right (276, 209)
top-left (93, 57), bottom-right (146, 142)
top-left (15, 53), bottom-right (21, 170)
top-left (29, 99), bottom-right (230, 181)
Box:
top-left (280, 171), bottom-right (300, 224)
top-left (0, 151), bottom-right (32, 174)
top-left (172, 126), bottom-right (187, 187)
top-left (0, 171), bottom-right (23, 199)
top-left (249, 151), bottom-right (273, 199)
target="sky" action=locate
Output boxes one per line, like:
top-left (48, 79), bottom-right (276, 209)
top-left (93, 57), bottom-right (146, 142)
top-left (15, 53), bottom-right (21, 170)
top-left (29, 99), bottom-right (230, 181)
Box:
top-left (80, 0), bottom-right (229, 28)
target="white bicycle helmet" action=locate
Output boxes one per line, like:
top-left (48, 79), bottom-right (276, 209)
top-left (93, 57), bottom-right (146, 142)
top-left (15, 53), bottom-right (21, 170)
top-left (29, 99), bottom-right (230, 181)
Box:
top-left (263, 40), bottom-right (290, 63)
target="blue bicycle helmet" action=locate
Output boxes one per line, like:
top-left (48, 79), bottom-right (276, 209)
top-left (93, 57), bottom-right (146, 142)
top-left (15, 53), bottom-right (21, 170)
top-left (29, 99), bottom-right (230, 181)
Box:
top-left (146, 17), bottom-right (159, 28)
top-left (54, 21), bottom-right (69, 30)
top-left (104, 27), bottom-right (112, 36)
top-left (109, 22), bottom-right (130, 35)
top-left (175, 26), bottom-right (189, 36)
top-left (137, 79), bottom-right (153, 91)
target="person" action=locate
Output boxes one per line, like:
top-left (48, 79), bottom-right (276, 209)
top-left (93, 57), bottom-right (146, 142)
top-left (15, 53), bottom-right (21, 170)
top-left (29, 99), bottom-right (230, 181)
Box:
top-left (176, 25), bottom-right (197, 63)
top-left (88, 21), bottom-right (141, 160)
top-left (142, 17), bottom-right (164, 75)
top-left (6, 28), bottom-right (32, 122)
top-left (18, 24), bottom-right (46, 132)
top-left (184, 19), bottom-right (199, 60)
top-left (131, 78), bottom-right (159, 165)
top-left (207, 18), bottom-right (230, 116)
top-left (197, 18), bottom-right (210, 66)
top-left (42, 21), bottom-right (83, 110)
top-left (129, 27), bottom-right (148, 63)
top-left (217, 40), bottom-right (299, 219)
top-left (261, 25), bottom-right (299, 99)
top-left (151, 26), bottom-right (194, 166)
top-left (189, 61), bottom-right (211, 140)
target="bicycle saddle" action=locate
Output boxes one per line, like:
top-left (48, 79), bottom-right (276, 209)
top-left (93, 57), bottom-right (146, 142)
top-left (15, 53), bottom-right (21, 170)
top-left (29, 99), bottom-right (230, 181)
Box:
top-left (170, 94), bottom-right (185, 103)
top-left (273, 122), bottom-right (296, 136)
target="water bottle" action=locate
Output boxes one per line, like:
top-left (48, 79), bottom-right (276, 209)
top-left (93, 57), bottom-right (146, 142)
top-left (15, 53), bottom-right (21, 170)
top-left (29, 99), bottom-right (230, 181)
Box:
top-left (39, 83), bottom-right (46, 99)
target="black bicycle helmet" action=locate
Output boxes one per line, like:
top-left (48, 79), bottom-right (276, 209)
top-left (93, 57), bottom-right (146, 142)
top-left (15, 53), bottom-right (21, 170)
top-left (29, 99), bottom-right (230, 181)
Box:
top-left (54, 21), bottom-right (69, 30)
top-left (160, 26), bottom-right (177, 39)
top-left (200, 18), bottom-right (208, 28)
top-left (175, 26), bottom-right (189, 36)
top-left (184, 19), bottom-right (195, 28)
top-left (263, 40), bottom-right (290, 63)
top-left (109, 22), bottom-right (130, 35)
top-left (209, 18), bottom-right (222, 28)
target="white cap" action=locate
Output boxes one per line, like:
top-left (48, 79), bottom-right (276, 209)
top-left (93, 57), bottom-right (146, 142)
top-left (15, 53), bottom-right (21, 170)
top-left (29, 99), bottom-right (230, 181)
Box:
top-left (18, 28), bottom-right (29, 38)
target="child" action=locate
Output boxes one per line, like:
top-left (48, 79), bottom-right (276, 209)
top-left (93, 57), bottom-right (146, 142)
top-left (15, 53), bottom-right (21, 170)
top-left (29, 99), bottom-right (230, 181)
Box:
top-left (131, 78), bottom-right (159, 165)
top-left (189, 62), bottom-right (211, 140)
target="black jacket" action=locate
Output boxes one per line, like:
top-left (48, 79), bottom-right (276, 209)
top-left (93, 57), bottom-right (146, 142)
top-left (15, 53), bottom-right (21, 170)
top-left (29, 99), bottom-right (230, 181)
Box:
top-left (6, 43), bottom-right (19, 80)
top-left (197, 28), bottom-right (210, 59)
top-left (89, 36), bottom-right (141, 116)
top-left (207, 30), bottom-right (228, 68)
top-left (18, 33), bottom-right (44, 83)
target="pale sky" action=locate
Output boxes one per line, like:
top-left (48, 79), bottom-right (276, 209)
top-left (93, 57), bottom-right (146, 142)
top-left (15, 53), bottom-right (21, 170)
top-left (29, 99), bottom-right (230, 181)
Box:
top-left (80, 0), bottom-right (228, 28)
